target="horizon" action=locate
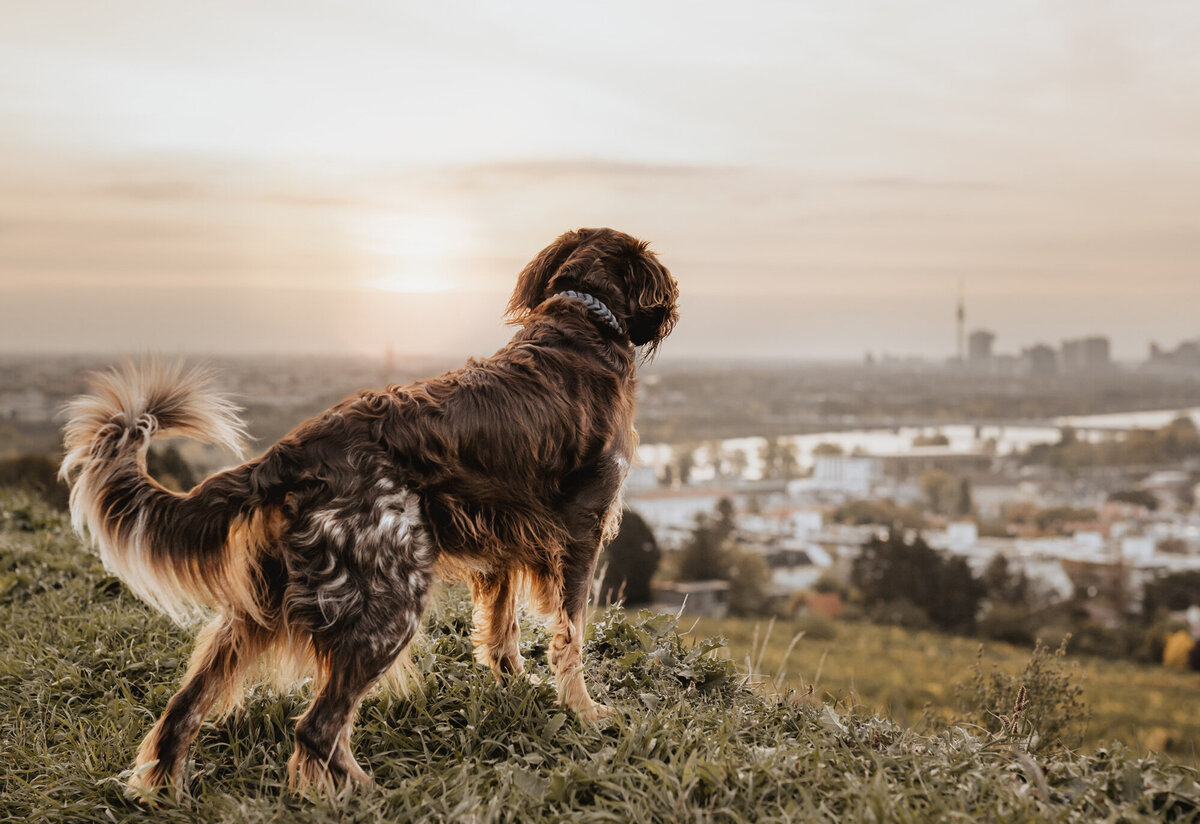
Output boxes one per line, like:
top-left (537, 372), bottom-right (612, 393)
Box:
top-left (2, 1), bottom-right (1199, 361)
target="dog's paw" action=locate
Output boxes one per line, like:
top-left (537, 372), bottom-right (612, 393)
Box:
top-left (577, 702), bottom-right (617, 725)
top-left (124, 761), bottom-right (175, 805)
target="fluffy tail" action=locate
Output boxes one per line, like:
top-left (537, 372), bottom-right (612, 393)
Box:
top-left (60, 361), bottom-right (272, 625)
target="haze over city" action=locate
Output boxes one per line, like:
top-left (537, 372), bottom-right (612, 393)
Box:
top-left (2, 1), bottom-right (1198, 360)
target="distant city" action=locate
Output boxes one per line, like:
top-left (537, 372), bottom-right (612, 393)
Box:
top-left (882, 290), bottom-right (1200, 376)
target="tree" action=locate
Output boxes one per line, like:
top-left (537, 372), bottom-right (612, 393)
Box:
top-left (1034, 506), bottom-right (1097, 533)
top-left (723, 447), bottom-right (749, 482)
top-left (1108, 488), bottom-right (1158, 511)
top-left (761, 438), bottom-right (801, 480)
top-left (726, 548), bottom-right (772, 617)
top-left (1142, 569), bottom-right (1200, 618)
top-left (598, 509), bottom-right (661, 607)
top-left (956, 477), bottom-right (973, 517)
top-left (919, 470), bottom-right (959, 516)
top-left (778, 441), bottom-right (799, 479)
top-left (832, 499), bottom-right (925, 530)
top-left (675, 447), bottom-right (696, 487)
top-left (982, 553), bottom-right (1029, 607)
top-left (678, 511), bottom-right (732, 582)
top-left (851, 529), bottom-right (984, 633)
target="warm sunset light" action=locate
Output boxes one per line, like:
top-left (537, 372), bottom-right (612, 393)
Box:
top-left (1, 1), bottom-right (1198, 360)
top-left (6, 6), bottom-right (1200, 818)
top-left (366, 273), bottom-right (457, 294)
top-left (355, 212), bottom-right (472, 293)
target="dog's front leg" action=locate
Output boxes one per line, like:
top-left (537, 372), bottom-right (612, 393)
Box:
top-left (533, 542), bottom-right (614, 723)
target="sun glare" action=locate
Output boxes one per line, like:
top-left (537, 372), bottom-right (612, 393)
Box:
top-left (353, 212), bottom-right (473, 293)
top-left (367, 272), bottom-right (453, 293)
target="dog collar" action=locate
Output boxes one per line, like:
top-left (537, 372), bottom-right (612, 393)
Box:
top-left (554, 291), bottom-right (626, 335)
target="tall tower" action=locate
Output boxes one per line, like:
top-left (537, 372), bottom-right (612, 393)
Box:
top-left (956, 280), bottom-right (965, 362)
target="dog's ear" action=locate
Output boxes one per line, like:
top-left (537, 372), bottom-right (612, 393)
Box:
top-left (625, 245), bottom-right (679, 358)
top-left (505, 230), bottom-right (588, 324)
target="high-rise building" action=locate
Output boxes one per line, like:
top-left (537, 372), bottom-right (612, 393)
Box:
top-left (968, 329), bottom-right (995, 364)
top-left (1148, 338), bottom-right (1200, 369)
top-left (1023, 344), bottom-right (1058, 377)
top-left (1061, 336), bottom-right (1111, 372)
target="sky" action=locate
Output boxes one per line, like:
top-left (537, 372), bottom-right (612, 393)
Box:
top-left (1, 0), bottom-right (1198, 361)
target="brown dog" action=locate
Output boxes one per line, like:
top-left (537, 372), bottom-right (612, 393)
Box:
top-left (59, 228), bottom-right (678, 795)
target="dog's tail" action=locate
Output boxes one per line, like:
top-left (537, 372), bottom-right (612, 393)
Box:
top-left (60, 361), bottom-right (275, 625)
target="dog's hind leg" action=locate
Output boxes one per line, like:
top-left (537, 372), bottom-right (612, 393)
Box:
top-left (129, 614), bottom-right (266, 798)
top-left (468, 571), bottom-right (523, 679)
top-left (287, 649), bottom-right (382, 792)
top-left (287, 591), bottom-right (431, 794)
top-left (285, 491), bottom-right (436, 793)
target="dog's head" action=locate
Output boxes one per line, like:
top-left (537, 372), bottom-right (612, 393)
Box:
top-left (506, 228), bottom-right (679, 357)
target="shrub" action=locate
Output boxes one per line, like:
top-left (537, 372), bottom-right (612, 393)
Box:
top-left (977, 603), bottom-right (1037, 646)
top-left (792, 612), bottom-right (838, 642)
top-left (1108, 488), bottom-right (1159, 511)
top-left (1064, 622), bottom-right (1138, 660)
top-left (866, 598), bottom-right (933, 630)
top-left (955, 638), bottom-right (1089, 755)
top-left (725, 546), bottom-right (772, 617)
top-left (0, 454), bottom-right (69, 510)
top-left (1134, 618), bottom-right (1183, 665)
top-left (831, 499), bottom-right (925, 530)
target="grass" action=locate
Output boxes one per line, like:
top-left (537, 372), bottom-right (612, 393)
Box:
top-left (687, 613), bottom-right (1200, 768)
top-left (2, 488), bottom-right (1199, 822)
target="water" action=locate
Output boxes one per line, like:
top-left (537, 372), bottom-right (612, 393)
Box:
top-left (639, 407), bottom-right (1200, 482)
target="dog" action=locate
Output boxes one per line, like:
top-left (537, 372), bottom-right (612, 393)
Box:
top-left (59, 227), bottom-right (678, 796)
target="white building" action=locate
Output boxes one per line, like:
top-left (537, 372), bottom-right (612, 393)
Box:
top-left (810, 455), bottom-right (882, 496)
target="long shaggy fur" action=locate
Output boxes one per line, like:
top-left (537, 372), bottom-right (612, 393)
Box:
top-left (59, 360), bottom-right (261, 624)
top-left (60, 227), bottom-right (679, 799)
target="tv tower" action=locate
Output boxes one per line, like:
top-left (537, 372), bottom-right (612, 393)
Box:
top-left (956, 280), bottom-right (965, 362)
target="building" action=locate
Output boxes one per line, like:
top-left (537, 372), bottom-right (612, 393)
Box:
top-left (1022, 344), bottom-right (1058, 377)
top-left (626, 487), bottom-right (734, 548)
top-left (1061, 336), bottom-right (1111, 372)
top-left (968, 329), bottom-right (995, 366)
top-left (811, 455), bottom-right (882, 495)
top-left (1148, 338), bottom-right (1200, 370)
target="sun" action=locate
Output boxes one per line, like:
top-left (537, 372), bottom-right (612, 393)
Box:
top-left (353, 212), bottom-right (473, 293)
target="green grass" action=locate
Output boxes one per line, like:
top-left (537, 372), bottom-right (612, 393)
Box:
top-left (688, 611), bottom-right (1200, 769)
top-left (2, 489), bottom-right (1199, 822)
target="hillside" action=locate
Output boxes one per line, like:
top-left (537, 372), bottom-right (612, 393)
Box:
top-left (1, 490), bottom-right (1198, 823)
top-left (690, 615), bottom-right (1200, 769)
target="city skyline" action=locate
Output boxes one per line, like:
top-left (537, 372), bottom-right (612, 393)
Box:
top-left (2, 1), bottom-right (1199, 360)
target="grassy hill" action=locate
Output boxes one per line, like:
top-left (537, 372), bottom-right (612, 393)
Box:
top-left (1, 489), bottom-right (1198, 823)
top-left (689, 614), bottom-right (1200, 769)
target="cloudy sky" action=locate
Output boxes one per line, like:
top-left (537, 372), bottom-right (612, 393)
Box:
top-left (2, 0), bottom-right (1198, 361)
